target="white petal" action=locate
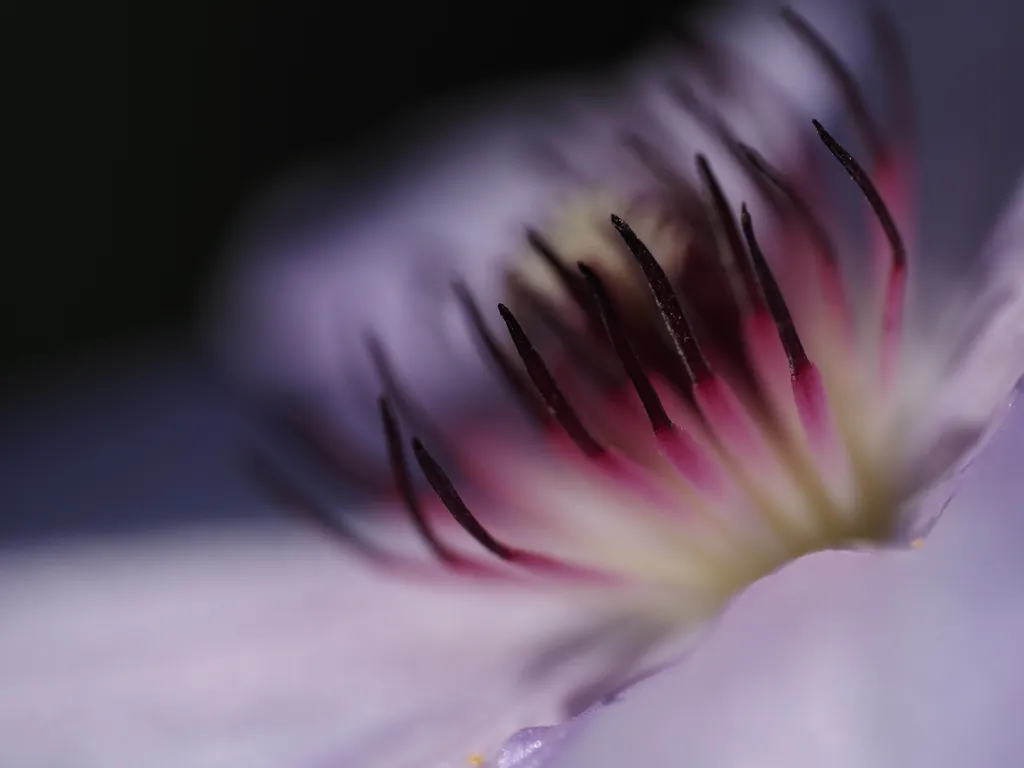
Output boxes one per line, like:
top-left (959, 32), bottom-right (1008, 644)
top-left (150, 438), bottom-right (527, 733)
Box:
top-left (545, 396), bottom-right (1024, 768)
top-left (0, 526), bottom-right (655, 768)
top-left (902, 174), bottom-right (1024, 503)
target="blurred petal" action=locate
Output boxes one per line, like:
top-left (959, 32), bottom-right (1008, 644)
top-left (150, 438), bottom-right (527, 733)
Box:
top-left (0, 526), bottom-right (640, 768)
top-left (547, 399), bottom-right (1024, 767)
top-left (899, 173), bottom-right (1024, 532)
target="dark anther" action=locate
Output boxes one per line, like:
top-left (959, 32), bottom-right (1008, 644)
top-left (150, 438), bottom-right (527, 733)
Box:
top-left (739, 205), bottom-right (810, 375)
top-left (738, 143), bottom-right (837, 266)
top-left (526, 229), bottom-right (602, 326)
top-left (578, 262), bottom-right (674, 434)
top-left (665, 81), bottom-right (777, 205)
top-left (813, 120), bottom-right (906, 268)
top-left (412, 437), bottom-right (515, 561)
top-left (610, 214), bottom-right (713, 386)
top-left (452, 282), bottom-right (549, 426)
top-left (498, 303), bottom-right (606, 458)
top-left (508, 278), bottom-right (625, 392)
top-left (366, 333), bottom-right (449, 457)
top-left (379, 396), bottom-right (453, 562)
top-left (696, 154), bottom-right (764, 314)
top-left (781, 7), bottom-right (886, 161)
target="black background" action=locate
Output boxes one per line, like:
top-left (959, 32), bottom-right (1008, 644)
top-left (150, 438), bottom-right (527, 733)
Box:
top-left (4, 0), bottom-right (713, 376)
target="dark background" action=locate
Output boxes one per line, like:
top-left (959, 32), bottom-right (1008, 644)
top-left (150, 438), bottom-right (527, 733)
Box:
top-left (4, 0), bottom-right (714, 378)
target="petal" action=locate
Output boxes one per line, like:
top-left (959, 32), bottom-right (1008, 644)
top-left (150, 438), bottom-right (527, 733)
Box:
top-left (0, 348), bottom-right (666, 768)
top-left (545, 399), bottom-right (1024, 768)
top-left (901, 174), bottom-right (1024, 507)
top-left (0, 525), bottom-right (671, 768)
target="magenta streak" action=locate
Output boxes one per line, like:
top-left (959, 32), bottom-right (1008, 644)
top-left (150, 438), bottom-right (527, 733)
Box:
top-left (875, 154), bottom-right (914, 252)
top-left (694, 377), bottom-right (764, 462)
top-left (817, 259), bottom-right (854, 341)
top-left (593, 449), bottom-right (680, 510)
top-left (419, 495), bottom-right (615, 584)
top-left (791, 363), bottom-right (832, 449)
top-left (507, 550), bottom-right (620, 584)
top-left (746, 310), bottom-right (796, 375)
top-left (879, 262), bottom-right (906, 387)
top-left (657, 426), bottom-right (726, 496)
top-left (874, 150), bottom-right (912, 390)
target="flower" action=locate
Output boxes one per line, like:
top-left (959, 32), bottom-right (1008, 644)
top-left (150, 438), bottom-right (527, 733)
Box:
top-left (233, 4), bottom-right (1024, 768)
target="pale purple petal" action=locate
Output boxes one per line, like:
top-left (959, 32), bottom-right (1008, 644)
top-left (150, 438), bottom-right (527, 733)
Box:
top-left (546, 408), bottom-right (1024, 768)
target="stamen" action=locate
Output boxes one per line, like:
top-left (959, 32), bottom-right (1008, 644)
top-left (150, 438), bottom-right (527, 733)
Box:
top-left (579, 261), bottom-right (722, 490)
top-left (366, 333), bottom-right (450, 458)
top-left (526, 229), bottom-right (602, 327)
top-left (814, 119), bottom-right (906, 382)
top-left (577, 262), bottom-right (673, 434)
top-left (665, 80), bottom-right (779, 206)
top-left (869, 8), bottom-right (915, 240)
top-left (696, 154), bottom-right (764, 314)
top-left (412, 437), bottom-right (608, 581)
top-left (738, 143), bottom-right (837, 266)
top-left (379, 396), bottom-right (455, 562)
top-left (452, 281), bottom-right (549, 426)
top-left (610, 214), bottom-right (713, 385)
top-left (498, 302), bottom-right (606, 458)
top-left (812, 121), bottom-right (906, 269)
top-left (781, 6), bottom-right (885, 160)
top-left (412, 437), bottom-right (516, 561)
top-left (739, 205), bottom-right (810, 375)
top-left (509, 276), bottom-right (625, 391)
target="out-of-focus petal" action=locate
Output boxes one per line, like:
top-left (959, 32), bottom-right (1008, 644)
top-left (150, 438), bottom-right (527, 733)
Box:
top-left (900, 174), bottom-right (1024, 522)
top-left (545, 402), bottom-right (1024, 768)
top-left (0, 525), bottom-right (664, 768)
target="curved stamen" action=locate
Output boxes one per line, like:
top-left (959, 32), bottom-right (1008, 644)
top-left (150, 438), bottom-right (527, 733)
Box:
top-left (814, 119), bottom-right (907, 383)
top-left (696, 154), bottom-right (764, 314)
top-left (526, 228), bottom-right (603, 327)
top-left (412, 437), bottom-right (609, 581)
top-left (737, 143), bottom-right (837, 266)
top-left (739, 205), bottom-right (810, 376)
top-left (578, 262), bottom-right (673, 434)
top-left (498, 302), bottom-right (606, 458)
top-left (509, 276), bottom-right (625, 391)
top-left (366, 333), bottom-right (450, 458)
top-left (781, 6), bottom-right (885, 160)
top-left (380, 396), bottom-right (456, 562)
top-left (666, 80), bottom-right (779, 207)
top-left (453, 282), bottom-right (549, 426)
top-left (813, 121), bottom-right (906, 269)
top-left (412, 437), bottom-right (516, 561)
top-left (610, 214), bottom-right (713, 386)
